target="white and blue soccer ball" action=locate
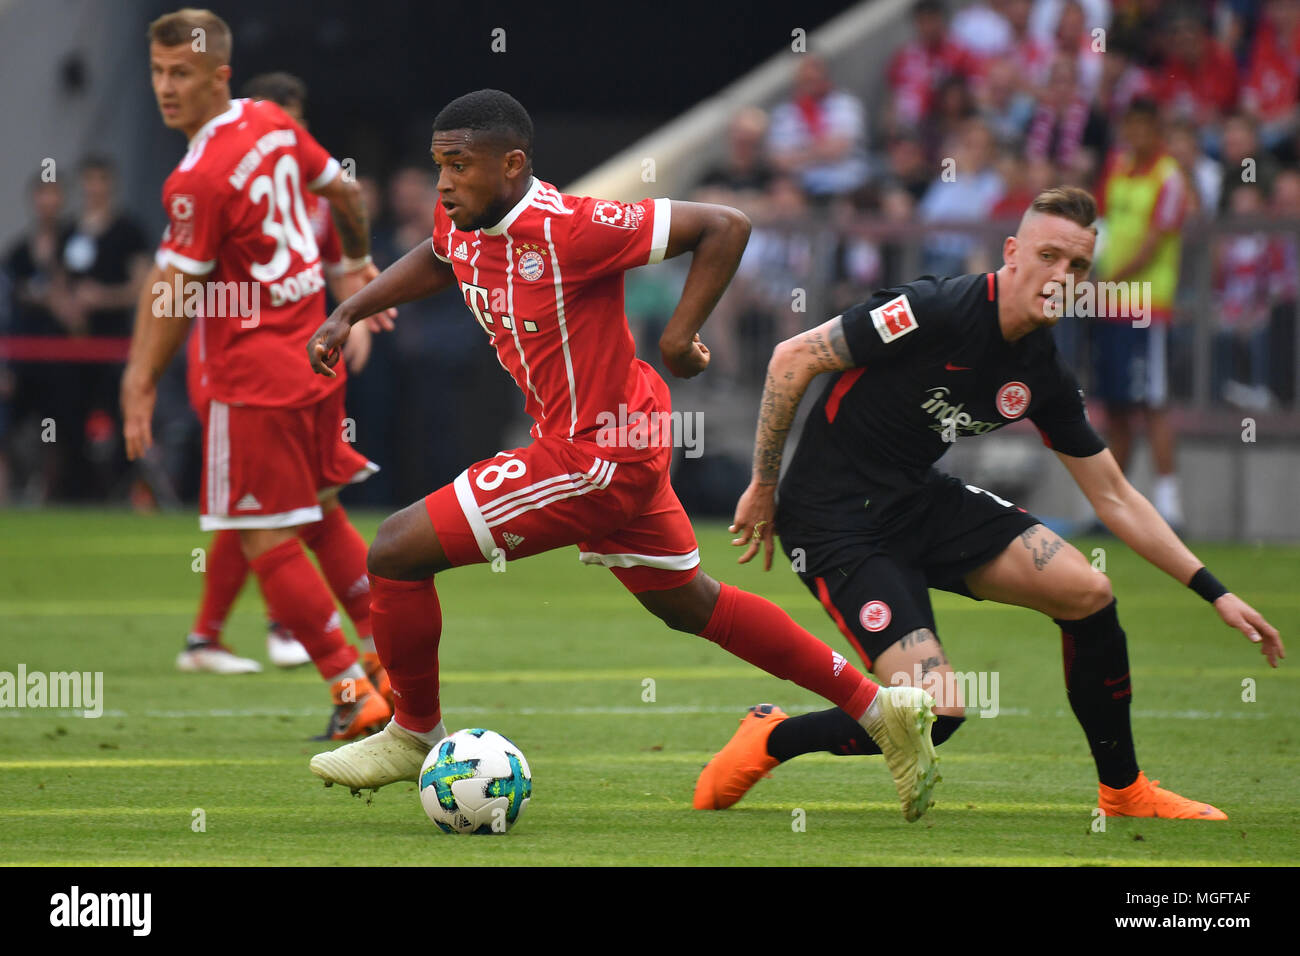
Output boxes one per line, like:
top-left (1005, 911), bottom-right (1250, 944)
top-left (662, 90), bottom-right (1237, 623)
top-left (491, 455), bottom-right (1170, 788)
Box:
top-left (419, 729), bottom-right (532, 834)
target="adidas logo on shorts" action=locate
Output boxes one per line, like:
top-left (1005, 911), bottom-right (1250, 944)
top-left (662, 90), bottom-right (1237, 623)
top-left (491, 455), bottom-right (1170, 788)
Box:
top-left (502, 532), bottom-right (525, 551)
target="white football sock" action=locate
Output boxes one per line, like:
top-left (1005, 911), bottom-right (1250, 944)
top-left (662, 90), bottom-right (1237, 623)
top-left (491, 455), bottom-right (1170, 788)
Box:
top-left (862, 691), bottom-right (884, 725)
top-left (326, 663), bottom-right (365, 684)
top-left (394, 719), bottom-right (448, 748)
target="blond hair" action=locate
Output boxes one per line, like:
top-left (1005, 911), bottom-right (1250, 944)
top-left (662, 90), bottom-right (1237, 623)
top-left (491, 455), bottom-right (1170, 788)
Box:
top-left (148, 8), bottom-right (232, 66)
top-left (1021, 186), bottom-right (1098, 233)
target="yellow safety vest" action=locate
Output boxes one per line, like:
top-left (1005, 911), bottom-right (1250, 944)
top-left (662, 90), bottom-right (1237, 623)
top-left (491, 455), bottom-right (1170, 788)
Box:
top-left (1099, 152), bottom-right (1183, 318)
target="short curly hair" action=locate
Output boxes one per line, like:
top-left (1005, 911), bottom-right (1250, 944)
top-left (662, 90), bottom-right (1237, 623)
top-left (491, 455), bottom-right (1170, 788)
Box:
top-left (432, 89), bottom-right (533, 159)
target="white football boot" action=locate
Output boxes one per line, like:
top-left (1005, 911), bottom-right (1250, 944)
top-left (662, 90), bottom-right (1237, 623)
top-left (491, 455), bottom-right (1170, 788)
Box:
top-left (176, 641), bottom-right (262, 675)
top-left (311, 720), bottom-right (447, 794)
top-left (266, 622), bottom-right (311, 668)
top-left (860, 685), bottom-right (941, 822)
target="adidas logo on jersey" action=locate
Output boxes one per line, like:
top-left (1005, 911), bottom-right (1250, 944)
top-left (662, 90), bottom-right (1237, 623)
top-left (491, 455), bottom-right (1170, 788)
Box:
top-left (502, 532), bottom-right (525, 551)
top-left (453, 241), bottom-right (469, 261)
top-left (233, 493), bottom-right (262, 511)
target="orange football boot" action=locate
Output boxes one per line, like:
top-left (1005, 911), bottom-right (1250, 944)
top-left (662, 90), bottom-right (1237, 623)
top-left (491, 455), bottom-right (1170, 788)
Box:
top-left (320, 674), bottom-right (392, 741)
top-left (1098, 771), bottom-right (1228, 820)
top-left (693, 704), bottom-right (787, 810)
top-left (362, 652), bottom-right (394, 709)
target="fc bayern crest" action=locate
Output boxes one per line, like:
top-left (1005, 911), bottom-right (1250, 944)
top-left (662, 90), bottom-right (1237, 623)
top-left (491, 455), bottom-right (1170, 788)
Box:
top-left (860, 600), bottom-right (892, 633)
top-left (996, 381), bottom-right (1031, 419)
top-left (518, 250), bottom-right (545, 281)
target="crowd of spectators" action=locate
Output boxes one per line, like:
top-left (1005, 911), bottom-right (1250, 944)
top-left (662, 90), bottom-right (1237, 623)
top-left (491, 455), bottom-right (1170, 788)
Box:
top-left (691, 0), bottom-right (1300, 413)
top-left (4, 0), bottom-right (1300, 508)
top-left (1, 160), bottom-right (150, 505)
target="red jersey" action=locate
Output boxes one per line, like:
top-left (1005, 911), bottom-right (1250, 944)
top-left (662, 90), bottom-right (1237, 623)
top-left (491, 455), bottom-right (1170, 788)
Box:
top-left (1154, 41), bottom-right (1239, 119)
top-left (431, 178), bottom-right (672, 461)
top-left (886, 40), bottom-right (977, 126)
top-left (184, 188), bottom-right (341, 407)
top-left (1242, 16), bottom-right (1300, 123)
top-left (157, 97), bottom-right (343, 408)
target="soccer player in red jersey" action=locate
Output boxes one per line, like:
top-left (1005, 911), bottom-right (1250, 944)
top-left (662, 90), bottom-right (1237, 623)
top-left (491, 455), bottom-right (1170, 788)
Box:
top-left (306, 90), bottom-right (940, 821)
top-left (122, 10), bottom-right (392, 737)
top-left (178, 71), bottom-right (382, 675)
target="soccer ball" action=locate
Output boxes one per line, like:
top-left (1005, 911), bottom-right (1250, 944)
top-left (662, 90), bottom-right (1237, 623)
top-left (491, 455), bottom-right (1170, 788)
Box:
top-left (418, 729), bottom-right (532, 834)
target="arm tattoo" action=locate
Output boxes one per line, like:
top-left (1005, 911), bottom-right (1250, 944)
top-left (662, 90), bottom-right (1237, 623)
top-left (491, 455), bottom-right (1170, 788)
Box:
top-left (754, 370), bottom-right (795, 484)
top-left (752, 317), bottom-right (855, 484)
top-left (329, 185), bottom-right (370, 259)
top-left (826, 319), bottom-right (855, 367)
top-left (801, 322), bottom-right (855, 375)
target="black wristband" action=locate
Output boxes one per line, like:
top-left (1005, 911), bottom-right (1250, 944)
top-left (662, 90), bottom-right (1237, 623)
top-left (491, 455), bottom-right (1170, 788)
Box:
top-left (1189, 567), bottom-right (1228, 603)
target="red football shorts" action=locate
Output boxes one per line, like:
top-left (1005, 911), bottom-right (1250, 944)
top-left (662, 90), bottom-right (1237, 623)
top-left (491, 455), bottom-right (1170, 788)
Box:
top-left (424, 437), bottom-right (699, 593)
top-left (200, 385), bottom-right (377, 531)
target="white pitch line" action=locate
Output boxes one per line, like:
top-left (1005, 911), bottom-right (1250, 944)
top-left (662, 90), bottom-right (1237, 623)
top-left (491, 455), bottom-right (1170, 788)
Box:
top-left (0, 705), bottom-right (1275, 720)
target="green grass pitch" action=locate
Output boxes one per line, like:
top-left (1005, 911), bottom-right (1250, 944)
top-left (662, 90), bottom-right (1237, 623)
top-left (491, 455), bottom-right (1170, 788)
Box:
top-left (0, 509), bottom-right (1296, 866)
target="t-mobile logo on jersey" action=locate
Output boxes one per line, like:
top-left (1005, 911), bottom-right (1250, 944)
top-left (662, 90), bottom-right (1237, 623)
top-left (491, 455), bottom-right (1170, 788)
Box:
top-left (595, 404), bottom-right (703, 458)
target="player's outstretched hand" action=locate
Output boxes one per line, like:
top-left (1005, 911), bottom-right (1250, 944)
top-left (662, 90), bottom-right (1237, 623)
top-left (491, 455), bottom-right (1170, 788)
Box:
top-left (308, 312), bottom-right (351, 378)
top-left (1214, 593), bottom-right (1284, 667)
top-left (730, 480), bottom-right (777, 570)
top-left (661, 333), bottom-right (710, 378)
top-left (120, 367), bottom-right (156, 461)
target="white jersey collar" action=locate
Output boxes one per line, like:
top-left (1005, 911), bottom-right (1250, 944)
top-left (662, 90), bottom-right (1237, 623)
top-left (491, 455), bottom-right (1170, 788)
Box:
top-left (482, 176), bottom-right (540, 236)
top-left (188, 98), bottom-right (245, 148)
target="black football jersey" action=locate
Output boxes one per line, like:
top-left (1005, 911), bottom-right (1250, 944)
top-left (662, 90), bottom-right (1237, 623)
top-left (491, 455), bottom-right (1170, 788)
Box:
top-left (777, 272), bottom-right (1106, 534)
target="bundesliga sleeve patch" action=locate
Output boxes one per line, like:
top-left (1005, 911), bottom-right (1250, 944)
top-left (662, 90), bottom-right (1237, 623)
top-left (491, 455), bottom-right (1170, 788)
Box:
top-left (869, 294), bottom-right (918, 343)
top-left (591, 200), bottom-right (644, 230)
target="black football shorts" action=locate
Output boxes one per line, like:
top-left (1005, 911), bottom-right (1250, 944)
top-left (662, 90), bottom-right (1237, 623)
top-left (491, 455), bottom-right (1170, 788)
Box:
top-left (777, 474), bottom-right (1041, 668)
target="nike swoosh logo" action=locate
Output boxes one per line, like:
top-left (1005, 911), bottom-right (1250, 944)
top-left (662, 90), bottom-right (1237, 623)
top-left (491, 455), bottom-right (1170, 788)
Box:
top-left (945, 362), bottom-right (972, 371)
top-left (1103, 672), bottom-right (1130, 686)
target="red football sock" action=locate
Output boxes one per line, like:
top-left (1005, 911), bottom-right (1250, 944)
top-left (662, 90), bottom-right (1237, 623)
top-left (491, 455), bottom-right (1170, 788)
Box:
top-left (700, 583), bottom-right (879, 720)
top-left (249, 538), bottom-right (355, 679)
top-left (298, 506), bottom-right (372, 639)
top-left (192, 529), bottom-right (249, 641)
top-left (370, 574), bottom-right (443, 733)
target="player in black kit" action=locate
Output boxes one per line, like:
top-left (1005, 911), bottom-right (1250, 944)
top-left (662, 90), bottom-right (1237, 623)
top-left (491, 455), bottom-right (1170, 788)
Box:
top-left (694, 187), bottom-right (1283, 819)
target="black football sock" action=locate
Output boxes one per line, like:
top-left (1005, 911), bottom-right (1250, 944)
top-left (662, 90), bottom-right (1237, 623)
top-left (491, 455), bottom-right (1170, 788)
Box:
top-left (767, 708), bottom-right (878, 760)
top-left (766, 708), bottom-right (966, 762)
top-left (1056, 598), bottom-right (1140, 789)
